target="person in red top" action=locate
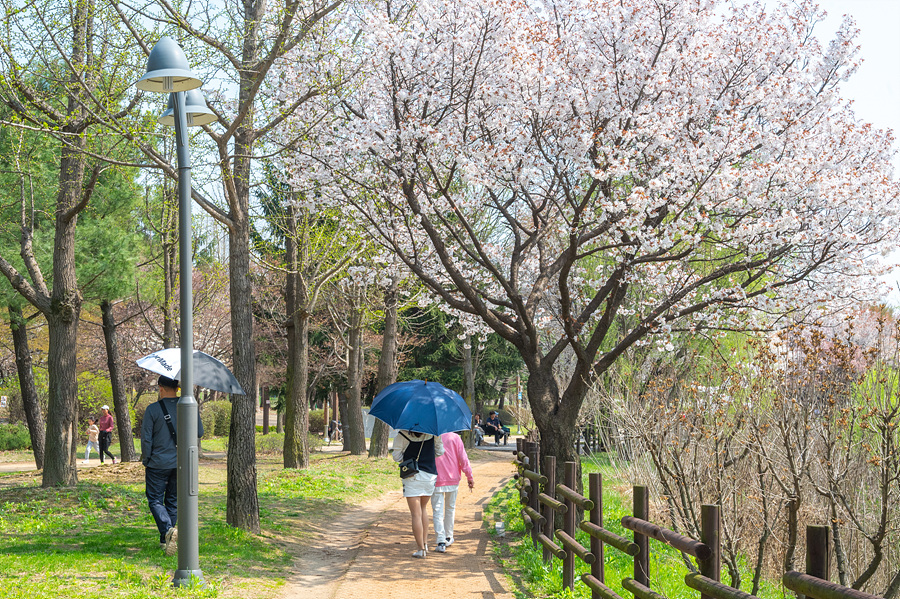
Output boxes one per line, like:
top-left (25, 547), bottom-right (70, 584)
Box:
top-left (97, 405), bottom-right (118, 464)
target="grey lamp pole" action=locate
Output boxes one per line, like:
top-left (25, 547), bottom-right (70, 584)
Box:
top-left (136, 36), bottom-right (214, 588)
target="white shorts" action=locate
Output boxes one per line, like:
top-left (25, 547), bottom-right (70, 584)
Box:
top-left (402, 471), bottom-right (437, 497)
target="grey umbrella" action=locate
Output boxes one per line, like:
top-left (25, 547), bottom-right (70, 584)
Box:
top-left (136, 348), bottom-right (245, 395)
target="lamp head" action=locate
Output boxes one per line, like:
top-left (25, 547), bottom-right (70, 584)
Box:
top-left (137, 37), bottom-right (202, 93)
top-left (158, 88), bottom-right (216, 127)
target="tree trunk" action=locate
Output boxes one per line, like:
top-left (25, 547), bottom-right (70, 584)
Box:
top-left (100, 300), bottom-right (136, 461)
top-left (225, 187), bottom-right (260, 532)
top-left (284, 311), bottom-right (311, 468)
top-left (339, 390), bottom-right (351, 452)
top-left (344, 295), bottom-right (366, 455)
top-left (43, 303), bottom-right (81, 487)
top-left (283, 205), bottom-right (310, 469)
top-left (162, 184), bottom-right (177, 348)
top-left (462, 338), bottom-right (476, 448)
top-left (41, 114), bottom-right (88, 485)
top-left (528, 368), bottom-right (581, 495)
top-left (8, 304), bottom-right (45, 470)
top-left (369, 279), bottom-right (399, 458)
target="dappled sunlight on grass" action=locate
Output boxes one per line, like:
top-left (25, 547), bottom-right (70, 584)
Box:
top-left (0, 450), bottom-right (397, 598)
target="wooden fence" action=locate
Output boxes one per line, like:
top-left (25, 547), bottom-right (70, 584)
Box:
top-left (512, 439), bottom-right (884, 599)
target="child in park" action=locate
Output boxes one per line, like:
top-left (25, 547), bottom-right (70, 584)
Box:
top-left (84, 417), bottom-right (100, 463)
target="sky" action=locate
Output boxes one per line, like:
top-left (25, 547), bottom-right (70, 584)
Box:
top-left (805, 0), bottom-right (900, 303)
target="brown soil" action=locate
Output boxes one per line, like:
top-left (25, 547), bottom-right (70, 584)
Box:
top-left (280, 450), bottom-right (517, 599)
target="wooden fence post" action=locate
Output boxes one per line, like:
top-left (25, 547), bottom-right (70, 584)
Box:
top-left (700, 504), bottom-right (721, 599)
top-left (529, 442), bottom-right (541, 549)
top-left (806, 525), bottom-right (831, 580)
top-left (589, 472), bottom-right (604, 596)
top-left (634, 485), bottom-right (650, 587)
top-left (543, 455), bottom-right (557, 564)
top-left (563, 461), bottom-right (577, 591)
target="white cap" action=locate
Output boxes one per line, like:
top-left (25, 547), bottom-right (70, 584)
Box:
top-left (101, 405), bottom-right (110, 410)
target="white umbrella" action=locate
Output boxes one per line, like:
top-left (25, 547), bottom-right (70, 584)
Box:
top-left (136, 348), bottom-right (245, 395)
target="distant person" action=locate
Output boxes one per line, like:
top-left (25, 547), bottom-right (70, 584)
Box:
top-left (83, 417), bottom-right (100, 464)
top-left (97, 405), bottom-right (118, 464)
top-left (472, 414), bottom-right (485, 446)
top-left (141, 375), bottom-right (205, 556)
top-left (327, 419), bottom-right (342, 444)
top-left (484, 410), bottom-right (510, 445)
top-left (432, 432), bottom-right (474, 553)
top-left (392, 430), bottom-right (445, 558)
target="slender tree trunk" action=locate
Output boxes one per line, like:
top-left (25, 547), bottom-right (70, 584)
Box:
top-left (369, 279), bottom-right (399, 458)
top-left (225, 173), bottom-right (260, 532)
top-left (783, 497), bottom-right (800, 572)
top-left (100, 300), bottom-right (136, 461)
top-left (339, 390), bottom-right (351, 451)
top-left (162, 187), bottom-right (177, 348)
top-left (284, 311), bottom-right (311, 468)
top-left (8, 304), bottom-right (45, 470)
top-left (283, 205), bottom-right (310, 469)
top-left (344, 295), bottom-right (366, 454)
top-left (462, 338), bottom-right (476, 448)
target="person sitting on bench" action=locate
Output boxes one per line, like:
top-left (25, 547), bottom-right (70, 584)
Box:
top-left (484, 411), bottom-right (510, 445)
top-left (472, 414), bottom-right (485, 446)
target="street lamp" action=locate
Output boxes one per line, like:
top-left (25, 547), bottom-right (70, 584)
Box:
top-left (137, 36), bottom-right (208, 588)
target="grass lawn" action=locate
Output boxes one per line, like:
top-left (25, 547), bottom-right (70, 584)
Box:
top-left (0, 438), bottom-right (398, 599)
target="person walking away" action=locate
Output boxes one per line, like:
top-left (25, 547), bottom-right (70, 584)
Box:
top-left (392, 430), bottom-right (444, 558)
top-left (98, 405), bottom-right (118, 464)
top-left (83, 417), bottom-right (100, 463)
top-left (432, 432), bottom-right (474, 553)
top-left (141, 375), bottom-right (205, 556)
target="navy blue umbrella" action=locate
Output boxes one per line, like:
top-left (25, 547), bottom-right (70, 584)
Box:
top-left (369, 380), bottom-right (473, 436)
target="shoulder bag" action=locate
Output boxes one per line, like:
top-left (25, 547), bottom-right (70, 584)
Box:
top-left (399, 432), bottom-right (425, 479)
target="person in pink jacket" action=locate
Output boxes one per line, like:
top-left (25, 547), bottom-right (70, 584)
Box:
top-left (432, 432), bottom-right (474, 553)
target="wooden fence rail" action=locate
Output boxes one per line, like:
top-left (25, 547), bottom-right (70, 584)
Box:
top-left (511, 440), bottom-right (884, 599)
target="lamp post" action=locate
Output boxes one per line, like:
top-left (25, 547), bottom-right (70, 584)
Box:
top-left (136, 36), bottom-right (214, 588)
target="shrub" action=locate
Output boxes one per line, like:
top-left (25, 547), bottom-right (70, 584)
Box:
top-left (256, 432), bottom-right (284, 454)
top-left (243, 432), bottom-right (323, 455)
top-left (204, 401), bottom-right (232, 436)
top-left (308, 409), bottom-right (325, 434)
top-left (200, 404), bottom-right (218, 438)
top-left (0, 423), bottom-right (31, 450)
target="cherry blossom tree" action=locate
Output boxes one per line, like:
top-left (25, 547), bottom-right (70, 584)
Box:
top-left (281, 0), bottom-right (900, 471)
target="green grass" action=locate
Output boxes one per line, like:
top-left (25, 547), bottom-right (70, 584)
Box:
top-left (486, 453), bottom-right (783, 599)
top-left (0, 445), bottom-right (398, 599)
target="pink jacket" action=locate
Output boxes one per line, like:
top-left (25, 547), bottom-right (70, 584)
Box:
top-left (435, 432), bottom-right (474, 487)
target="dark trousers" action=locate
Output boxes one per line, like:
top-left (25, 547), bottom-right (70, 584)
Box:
top-left (145, 467), bottom-right (178, 543)
top-left (99, 431), bottom-right (116, 463)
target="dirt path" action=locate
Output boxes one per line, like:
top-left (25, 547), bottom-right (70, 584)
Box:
top-left (281, 450), bottom-right (517, 599)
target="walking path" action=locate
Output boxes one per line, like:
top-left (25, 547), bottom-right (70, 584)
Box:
top-left (281, 449), bottom-right (517, 599)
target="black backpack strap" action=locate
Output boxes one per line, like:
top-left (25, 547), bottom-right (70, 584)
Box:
top-left (157, 399), bottom-right (177, 446)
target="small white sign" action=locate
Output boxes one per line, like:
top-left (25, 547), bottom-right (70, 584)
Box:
top-left (0, 396), bottom-right (7, 408)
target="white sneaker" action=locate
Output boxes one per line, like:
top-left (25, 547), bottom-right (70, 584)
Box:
top-left (446, 538), bottom-right (453, 546)
top-left (436, 543), bottom-right (446, 553)
top-left (164, 527), bottom-right (178, 556)
top-left (412, 549), bottom-right (426, 558)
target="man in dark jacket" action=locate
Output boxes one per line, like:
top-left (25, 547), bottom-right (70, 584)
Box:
top-left (141, 375), bottom-right (204, 555)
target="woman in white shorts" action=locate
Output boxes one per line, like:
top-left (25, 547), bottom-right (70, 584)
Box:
top-left (393, 430), bottom-right (444, 558)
